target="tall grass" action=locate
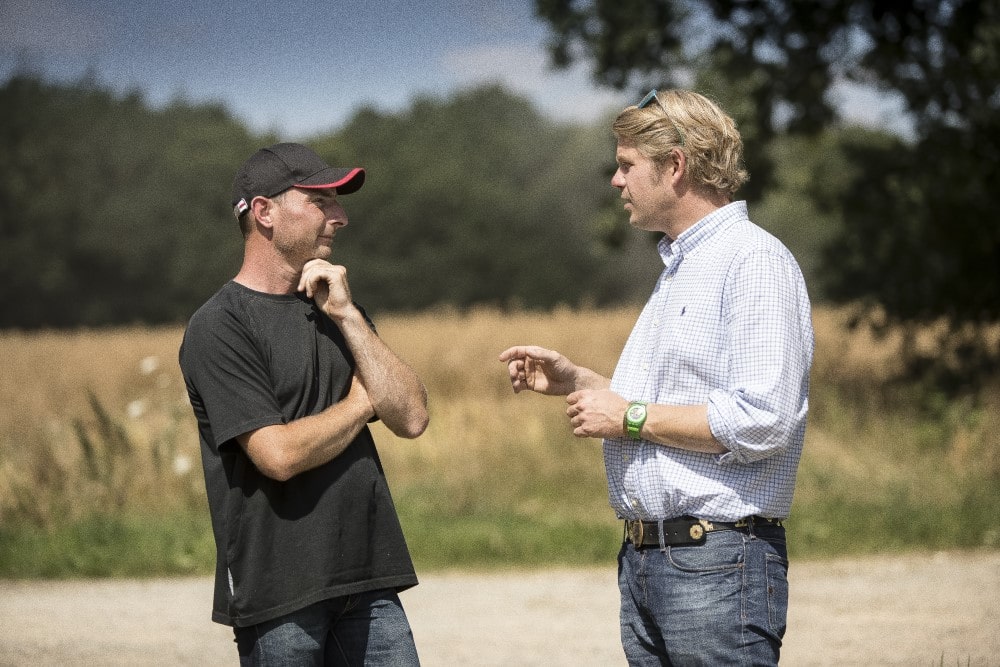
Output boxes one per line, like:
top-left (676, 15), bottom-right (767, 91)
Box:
top-left (1, 308), bottom-right (997, 577)
top-left (0, 327), bottom-right (207, 576)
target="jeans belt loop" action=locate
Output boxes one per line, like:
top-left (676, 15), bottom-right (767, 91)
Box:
top-left (657, 519), bottom-right (666, 551)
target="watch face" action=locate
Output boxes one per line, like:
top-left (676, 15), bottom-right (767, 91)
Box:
top-left (627, 405), bottom-right (645, 422)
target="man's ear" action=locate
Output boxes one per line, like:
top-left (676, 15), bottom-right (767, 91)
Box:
top-left (666, 147), bottom-right (687, 184)
top-left (250, 196), bottom-right (275, 229)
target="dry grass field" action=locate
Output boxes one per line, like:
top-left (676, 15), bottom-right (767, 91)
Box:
top-left (0, 307), bottom-right (636, 531)
top-left (0, 306), bottom-right (998, 573)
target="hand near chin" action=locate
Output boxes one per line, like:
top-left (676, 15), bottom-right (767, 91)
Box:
top-left (298, 259), bottom-right (355, 320)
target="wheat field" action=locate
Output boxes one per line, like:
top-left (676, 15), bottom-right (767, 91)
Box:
top-left (1, 306), bottom-right (997, 573)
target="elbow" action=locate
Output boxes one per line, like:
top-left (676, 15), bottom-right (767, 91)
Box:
top-left (386, 385), bottom-right (429, 439)
top-left (398, 410), bottom-right (429, 439)
top-left (385, 400), bottom-right (429, 439)
top-left (256, 453), bottom-right (298, 482)
top-left (726, 422), bottom-right (801, 464)
top-left (249, 442), bottom-right (301, 482)
top-left (267, 464), bottom-right (297, 483)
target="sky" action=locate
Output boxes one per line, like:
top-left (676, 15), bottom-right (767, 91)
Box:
top-left (0, 0), bottom-right (909, 140)
top-left (0, 0), bottom-right (627, 138)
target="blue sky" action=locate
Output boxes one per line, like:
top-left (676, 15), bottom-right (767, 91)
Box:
top-left (1, 0), bottom-right (908, 139)
top-left (0, 0), bottom-right (626, 138)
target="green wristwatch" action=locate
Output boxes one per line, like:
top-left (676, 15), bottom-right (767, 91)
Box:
top-left (624, 401), bottom-right (647, 440)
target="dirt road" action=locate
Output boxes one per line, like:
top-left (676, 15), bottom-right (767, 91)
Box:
top-left (1, 550), bottom-right (997, 666)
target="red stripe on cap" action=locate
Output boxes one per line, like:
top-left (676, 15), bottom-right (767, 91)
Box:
top-left (295, 168), bottom-right (365, 190)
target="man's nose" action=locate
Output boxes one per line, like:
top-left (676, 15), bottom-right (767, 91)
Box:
top-left (327, 204), bottom-right (347, 225)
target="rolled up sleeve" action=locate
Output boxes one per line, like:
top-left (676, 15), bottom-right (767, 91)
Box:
top-left (707, 248), bottom-right (813, 464)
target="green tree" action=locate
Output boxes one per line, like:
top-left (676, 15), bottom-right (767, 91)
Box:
top-left (0, 78), bottom-right (661, 327)
top-left (0, 77), bottom-right (258, 327)
top-left (535, 0), bottom-right (1000, 390)
top-left (311, 85), bottom-right (661, 314)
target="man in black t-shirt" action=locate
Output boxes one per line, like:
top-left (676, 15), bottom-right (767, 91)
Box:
top-left (179, 143), bottom-right (429, 665)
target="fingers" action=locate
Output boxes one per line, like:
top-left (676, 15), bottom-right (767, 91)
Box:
top-left (299, 261), bottom-right (355, 319)
top-left (499, 346), bottom-right (552, 391)
top-left (565, 391), bottom-right (582, 419)
top-left (298, 260), bottom-right (347, 295)
top-left (498, 345), bottom-right (526, 362)
top-left (297, 260), bottom-right (322, 294)
top-left (505, 358), bottom-right (528, 393)
top-left (498, 345), bottom-right (559, 363)
top-left (499, 346), bottom-right (532, 393)
top-left (564, 390), bottom-right (625, 439)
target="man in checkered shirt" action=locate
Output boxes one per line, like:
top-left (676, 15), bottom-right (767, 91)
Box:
top-left (500, 89), bottom-right (813, 666)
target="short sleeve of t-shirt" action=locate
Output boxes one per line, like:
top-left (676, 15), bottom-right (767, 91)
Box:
top-left (181, 293), bottom-right (287, 451)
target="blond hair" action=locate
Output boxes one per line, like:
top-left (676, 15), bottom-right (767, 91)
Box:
top-left (612, 89), bottom-right (749, 197)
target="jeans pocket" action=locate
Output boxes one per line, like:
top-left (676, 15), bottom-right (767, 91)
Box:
top-left (765, 551), bottom-right (789, 636)
top-left (666, 531), bottom-right (744, 573)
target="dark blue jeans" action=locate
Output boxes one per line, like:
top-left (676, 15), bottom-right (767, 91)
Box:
top-left (233, 589), bottom-right (419, 666)
top-left (618, 524), bottom-right (788, 666)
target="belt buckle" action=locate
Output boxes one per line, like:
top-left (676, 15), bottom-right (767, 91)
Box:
top-left (629, 520), bottom-right (645, 546)
top-left (690, 520), bottom-right (707, 540)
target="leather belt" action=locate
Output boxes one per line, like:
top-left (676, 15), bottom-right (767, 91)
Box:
top-left (624, 515), bottom-right (784, 549)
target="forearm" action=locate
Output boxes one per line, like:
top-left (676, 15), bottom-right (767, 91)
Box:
top-left (334, 309), bottom-right (429, 438)
top-left (573, 366), bottom-right (611, 392)
top-left (638, 403), bottom-right (727, 455)
top-left (239, 393), bottom-right (373, 481)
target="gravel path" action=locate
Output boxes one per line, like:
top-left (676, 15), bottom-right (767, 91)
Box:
top-left (1, 550), bottom-right (997, 666)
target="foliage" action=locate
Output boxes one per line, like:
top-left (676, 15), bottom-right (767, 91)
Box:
top-left (0, 77), bottom-right (662, 326)
top-left (533, 0), bottom-right (1000, 389)
top-left (748, 131), bottom-right (845, 299)
top-left (813, 124), bottom-right (1000, 394)
top-left (315, 85), bottom-right (660, 313)
top-left (0, 76), bottom-right (257, 327)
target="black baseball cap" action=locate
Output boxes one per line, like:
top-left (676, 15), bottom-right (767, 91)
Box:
top-left (231, 143), bottom-right (365, 218)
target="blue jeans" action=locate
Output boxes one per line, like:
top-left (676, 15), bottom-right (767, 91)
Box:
top-left (618, 523), bottom-right (788, 666)
top-left (233, 589), bottom-right (420, 666)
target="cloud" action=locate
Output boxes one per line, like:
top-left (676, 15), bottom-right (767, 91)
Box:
top-left (440, 43), bottom-right (623, 123)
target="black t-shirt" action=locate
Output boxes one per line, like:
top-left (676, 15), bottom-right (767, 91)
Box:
top-left (179, 281), bottom-right (417, 627)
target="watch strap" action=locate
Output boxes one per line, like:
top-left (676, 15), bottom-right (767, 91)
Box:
top-left (624, 401), bottom-right (647, 439)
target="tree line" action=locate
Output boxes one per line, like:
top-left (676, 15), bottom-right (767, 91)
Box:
top-left (0, 77), bottom-right (670, 329)
top-left (0, 74), bottom-right (866, 331)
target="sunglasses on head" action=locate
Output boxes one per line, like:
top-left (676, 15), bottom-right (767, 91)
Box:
top-left (636, 89), bottom-right (686, 147)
